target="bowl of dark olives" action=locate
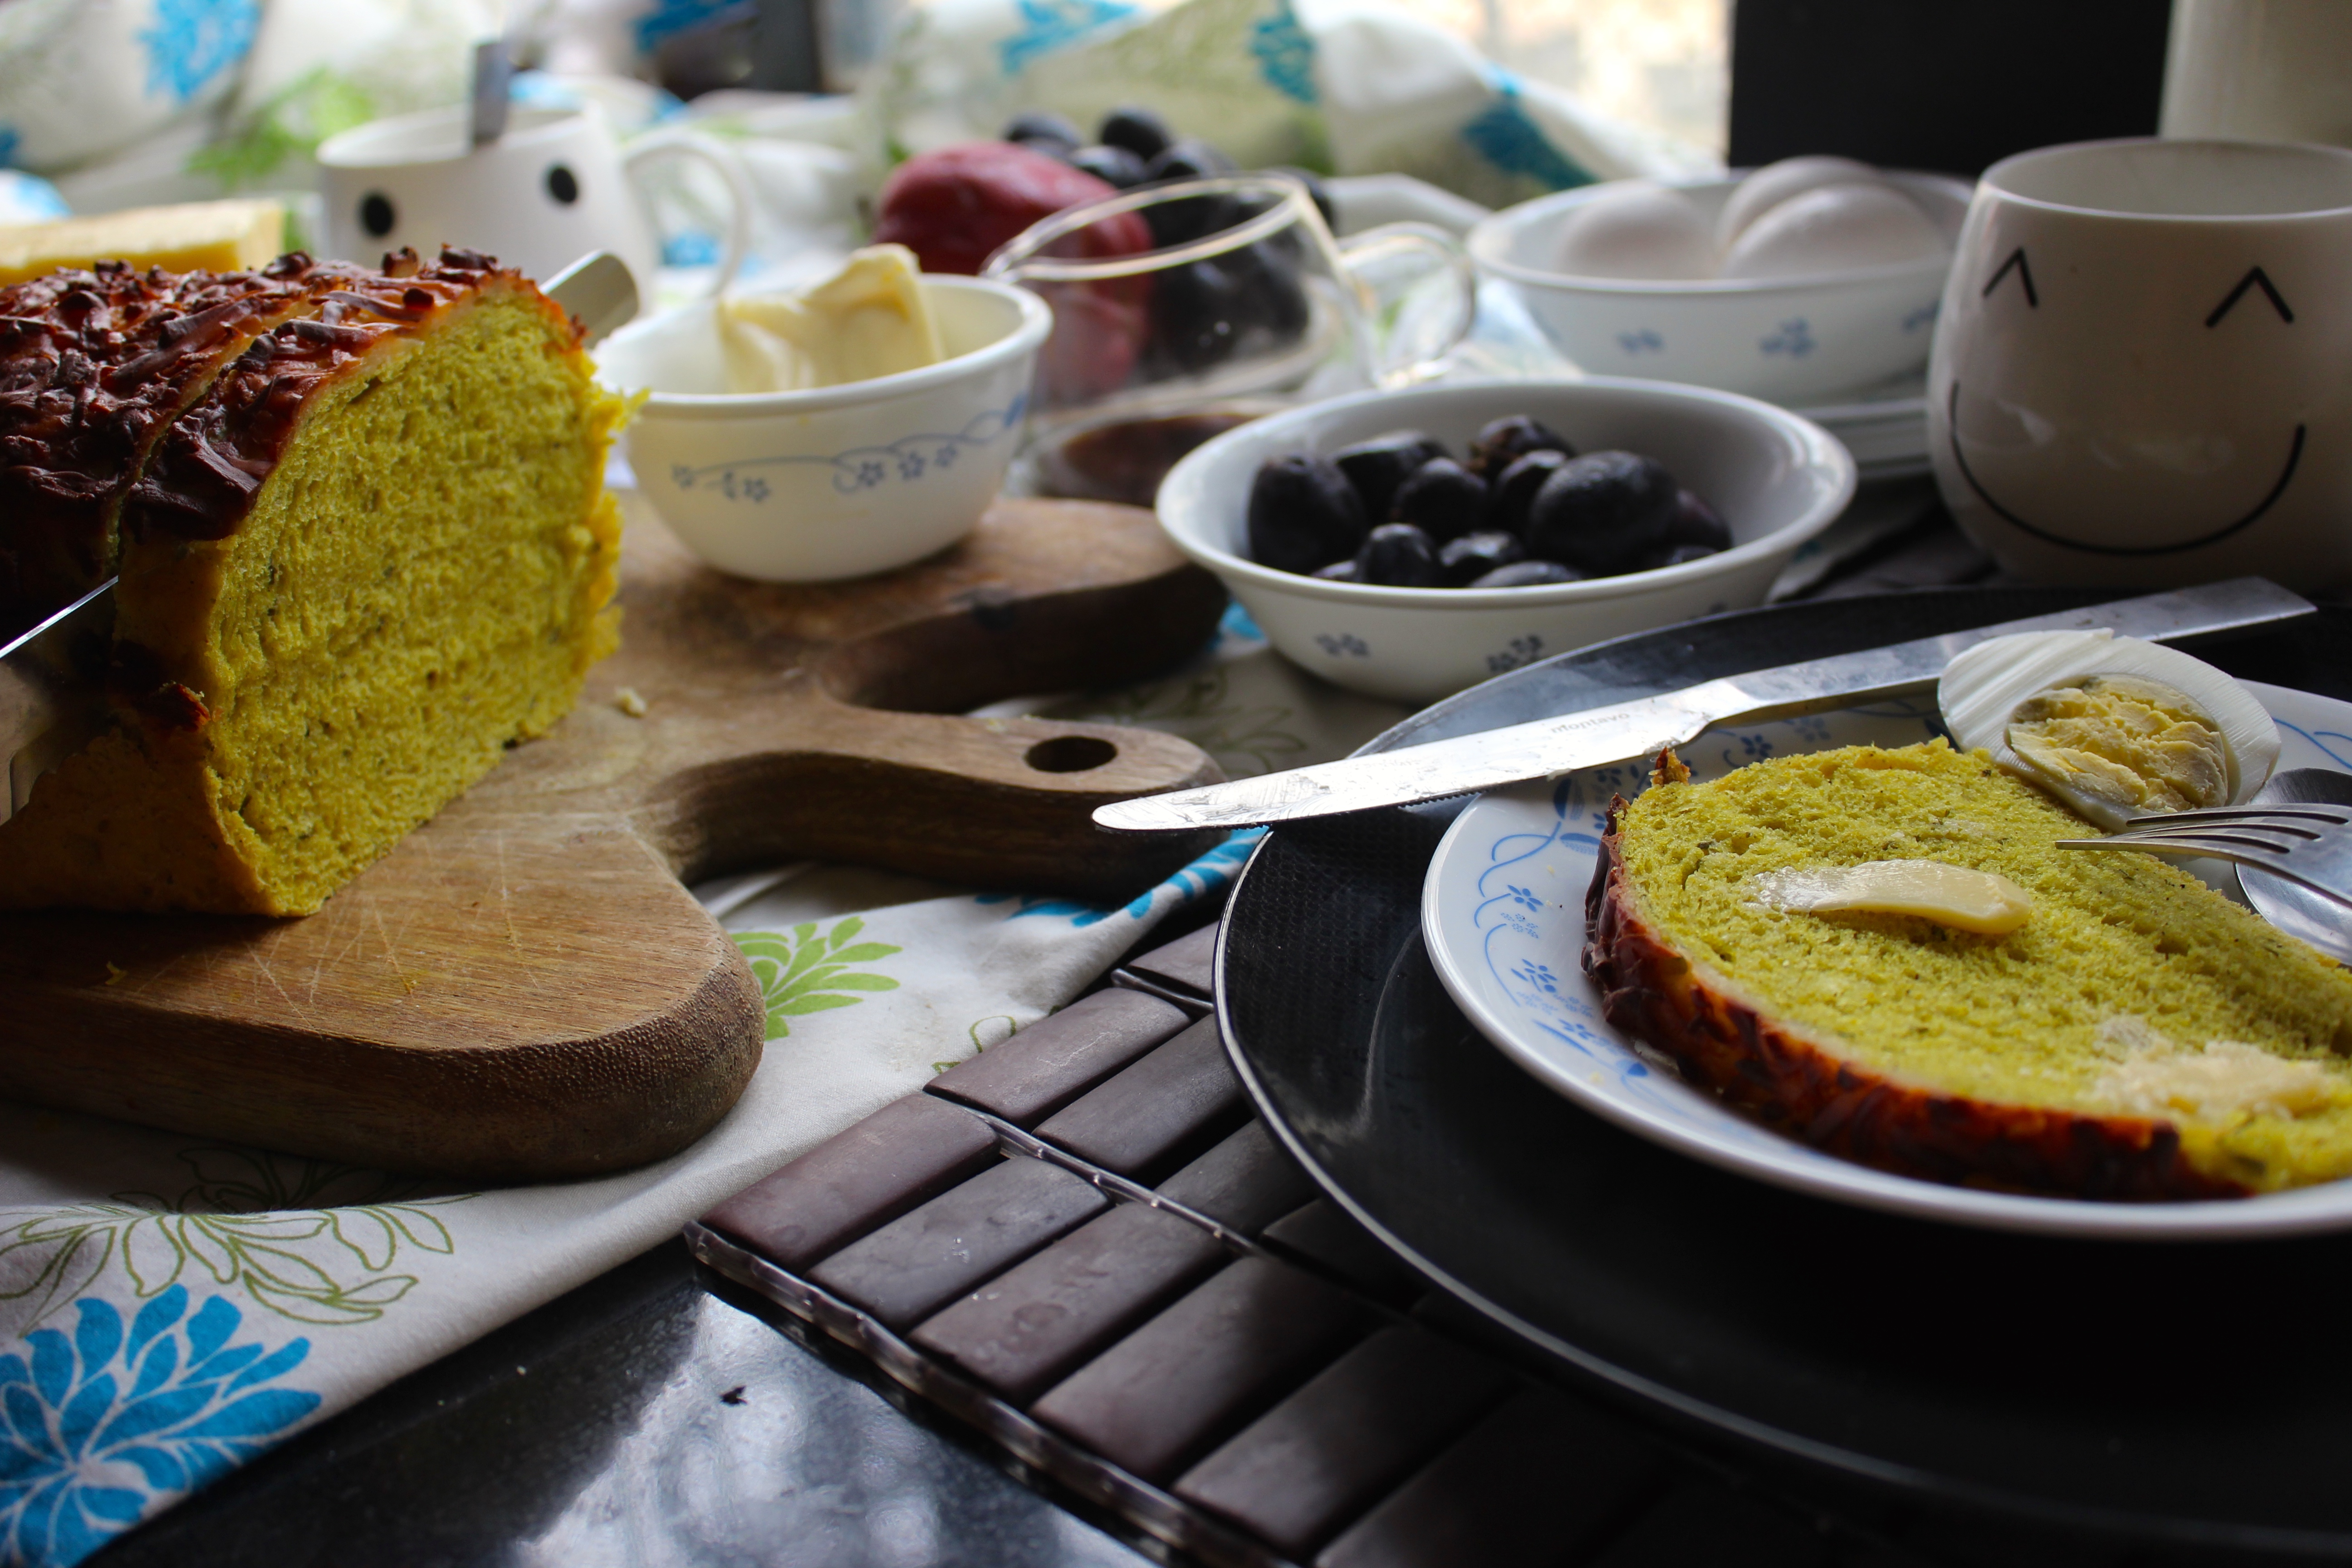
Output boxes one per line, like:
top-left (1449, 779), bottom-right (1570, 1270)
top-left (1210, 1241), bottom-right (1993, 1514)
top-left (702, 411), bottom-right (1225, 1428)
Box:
top-left (1155, 378), bottom-right (1855, 702)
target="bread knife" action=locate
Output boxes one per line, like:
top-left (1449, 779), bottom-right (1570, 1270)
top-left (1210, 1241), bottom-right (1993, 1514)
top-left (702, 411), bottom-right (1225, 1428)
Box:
top-left (0, 253), bottom-right (638, 824)
top-left (1093, 577), bottom-right (2316, 834)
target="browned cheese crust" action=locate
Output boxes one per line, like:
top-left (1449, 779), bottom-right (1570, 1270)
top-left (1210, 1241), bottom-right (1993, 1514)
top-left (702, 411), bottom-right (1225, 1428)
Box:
top-left (1579, 792), bottom-right (2246, 1200)
top-left (0, 246), bottom-right (561, 622)
top-left (0, 258), bottom-right (315, 615)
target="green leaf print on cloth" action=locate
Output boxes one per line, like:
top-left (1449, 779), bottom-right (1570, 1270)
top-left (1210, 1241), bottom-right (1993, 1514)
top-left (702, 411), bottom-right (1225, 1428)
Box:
top-left (735, 918), bottom-right (904, 1039)
top-left (0, 1149), bottom-right (470, 1335)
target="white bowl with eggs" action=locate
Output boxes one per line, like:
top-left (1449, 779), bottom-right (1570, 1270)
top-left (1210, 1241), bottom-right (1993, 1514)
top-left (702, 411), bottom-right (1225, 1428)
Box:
top-left (595, 275), bottom-right (1052, 582)
top-left (1471, 163), bottom-right (1974, 403)
top-left (1155, 379), bottom-right (1857, 704)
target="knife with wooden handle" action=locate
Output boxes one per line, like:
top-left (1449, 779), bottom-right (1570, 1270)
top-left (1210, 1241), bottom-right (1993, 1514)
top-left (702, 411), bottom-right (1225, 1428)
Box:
top-left (1092, 577), bottom-right (2317, 834)
top-left (0, 250), bottom-right (639, 824)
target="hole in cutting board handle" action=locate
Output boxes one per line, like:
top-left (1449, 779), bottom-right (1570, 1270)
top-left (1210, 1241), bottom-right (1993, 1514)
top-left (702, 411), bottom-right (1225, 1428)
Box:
top-left (1025, 735), bottom-right (1119, 773)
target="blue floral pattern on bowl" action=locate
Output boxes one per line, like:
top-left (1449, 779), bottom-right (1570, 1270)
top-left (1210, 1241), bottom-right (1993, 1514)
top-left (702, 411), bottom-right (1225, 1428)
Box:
top-left (669, 395), bottom-right (1024, 501)
top-left (1759, 317), bottom-right (1816, 358)
top-left (1421, 684), bottom-right (2352, 1239)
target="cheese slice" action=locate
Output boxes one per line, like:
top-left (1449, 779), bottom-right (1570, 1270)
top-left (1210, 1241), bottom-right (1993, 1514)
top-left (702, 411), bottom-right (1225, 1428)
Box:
top-left (0, 199), bottom-right (286, 286)
top-left (719, 244), bottom-right (945, 392)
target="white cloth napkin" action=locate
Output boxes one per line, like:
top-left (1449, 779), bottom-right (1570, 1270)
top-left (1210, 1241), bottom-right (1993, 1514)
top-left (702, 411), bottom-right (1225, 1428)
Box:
top-left (0, 606), bottom-right (1406, 1568)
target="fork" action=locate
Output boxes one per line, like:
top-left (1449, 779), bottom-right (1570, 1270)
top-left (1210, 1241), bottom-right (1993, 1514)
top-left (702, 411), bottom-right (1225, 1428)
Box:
top-left (2056, 799), bottom-right (2352, 914)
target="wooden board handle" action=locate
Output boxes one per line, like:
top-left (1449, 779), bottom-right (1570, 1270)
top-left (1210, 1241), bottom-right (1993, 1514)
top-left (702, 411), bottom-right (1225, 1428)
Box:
top-left (628, 698), bottom-right (1229, 900)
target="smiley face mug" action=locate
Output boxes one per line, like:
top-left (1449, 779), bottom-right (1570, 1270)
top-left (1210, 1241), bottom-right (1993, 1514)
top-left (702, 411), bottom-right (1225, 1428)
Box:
top-left (1927, 138), bottom-right (2352, 591)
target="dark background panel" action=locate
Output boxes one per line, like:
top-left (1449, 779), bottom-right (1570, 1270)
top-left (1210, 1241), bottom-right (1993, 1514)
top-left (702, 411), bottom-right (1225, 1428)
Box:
top-left (1730, 0), bottom-right (2176, 175)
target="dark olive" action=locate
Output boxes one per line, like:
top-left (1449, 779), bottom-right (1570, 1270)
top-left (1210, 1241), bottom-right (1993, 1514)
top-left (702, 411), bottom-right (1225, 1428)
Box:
top-left (1003, 110), bottom-right (1083, 154)
top-left (1312, 559), bottom-right (1361, 582)
top-left (1068, 143), bottom-right (1151, 189)
top-left (1332, 429), bottom-right (1447, 522)
top-left (1470, 559), bottom-right (1581, 588)
top-left (1138, 141), bottom-right (1240, 247)
top-left (1099, 106), bottom-right (1175, 162)
top-left (1248, 453), bottom-right (1368, 575)
top-left (1142, 192), bottom-right (1236, 247)
top-left (1219, 241), bottom-right (1310, 341)
top-left (1438, 529), bottom-right (1525, 586)
top-left (1659, 542), bottom-right (1721, 567)
top-left (1265, 164), bottom-right (1337, 228)
top-left (1389, 457), bottom-right (1490, 543)
top-left (1665, 488), bottom-right (1733, 552)
top-left (1524, 450), bottom-right (1679, 576)
top-left (1469, 415), bottom-right (1573, 483)
top-left (1489, 449), bottom-right (1570, 537)
top-left (1354, 522), bottom-right (1442, 587)
top-left (1144, 137), bottom-right (1235, 183)
top-left (1148, 257), bottom-right (1243, 371)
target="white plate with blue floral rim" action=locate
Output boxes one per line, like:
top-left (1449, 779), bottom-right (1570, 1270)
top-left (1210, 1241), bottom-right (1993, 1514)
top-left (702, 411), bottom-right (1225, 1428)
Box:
top-left (1420, 680), bottom-right (2352, 1240)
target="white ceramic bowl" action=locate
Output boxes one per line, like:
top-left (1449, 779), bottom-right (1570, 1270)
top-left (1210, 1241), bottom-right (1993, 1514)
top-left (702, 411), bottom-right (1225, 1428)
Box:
top-left (1471, 172), bottom-right (1975, 403)
top-left (595, 276), bottom-right (1052, 581)
top-left (1155, 379), bottom-right (1857, 705)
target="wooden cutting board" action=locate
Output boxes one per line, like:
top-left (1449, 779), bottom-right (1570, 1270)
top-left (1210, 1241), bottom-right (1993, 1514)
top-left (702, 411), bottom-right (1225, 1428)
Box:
top-left (0, 496), bottom-right (1230, 1182)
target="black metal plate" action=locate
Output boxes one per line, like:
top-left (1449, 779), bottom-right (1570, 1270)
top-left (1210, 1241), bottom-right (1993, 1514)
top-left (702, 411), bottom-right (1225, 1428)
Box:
top-left (1218, 588), bottom-right (2352, 1555)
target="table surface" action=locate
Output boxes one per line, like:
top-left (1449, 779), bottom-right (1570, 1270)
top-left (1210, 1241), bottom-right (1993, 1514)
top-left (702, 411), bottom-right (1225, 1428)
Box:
top-left (82, 513), bottom-right (2350, 1568)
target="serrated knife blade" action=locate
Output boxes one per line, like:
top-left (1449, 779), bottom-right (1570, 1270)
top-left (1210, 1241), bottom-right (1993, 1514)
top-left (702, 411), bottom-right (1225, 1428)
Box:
top-left (0, 254), bottom-right (637, 821)
top-left (1092, 577), bottom-right (2316, 834)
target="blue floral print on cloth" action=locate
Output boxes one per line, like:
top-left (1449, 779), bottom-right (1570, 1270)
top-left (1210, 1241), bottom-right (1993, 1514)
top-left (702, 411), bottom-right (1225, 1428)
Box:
top-left (1000, 0), bottom-right (1138, 74)
top-left (1460, 76), bottom-right (1593, 192)
top-left (866, 0), bottom-right (1710, 215)
top-left (1, 1288), bottom-right (317, 1568)
top-left (1248, 1), bottom-right (1318, 105)
top-left (139, 0), bottom-right (261, 106)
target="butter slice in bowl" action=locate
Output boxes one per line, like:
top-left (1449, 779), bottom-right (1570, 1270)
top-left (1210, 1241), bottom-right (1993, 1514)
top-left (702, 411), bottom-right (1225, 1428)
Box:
top-left (594, 251), bottom-right (1050, 583)
top-left (719, 245), bottom-right (945, 392)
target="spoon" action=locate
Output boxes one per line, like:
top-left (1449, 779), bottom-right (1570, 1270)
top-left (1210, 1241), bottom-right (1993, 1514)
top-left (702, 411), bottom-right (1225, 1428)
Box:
top-left (2242, 767), bottom-right (2352, 965)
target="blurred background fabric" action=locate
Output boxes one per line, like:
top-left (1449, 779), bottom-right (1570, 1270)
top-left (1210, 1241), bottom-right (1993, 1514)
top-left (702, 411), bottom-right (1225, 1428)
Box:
top-left (0, 0), bottom-right (1735, 264)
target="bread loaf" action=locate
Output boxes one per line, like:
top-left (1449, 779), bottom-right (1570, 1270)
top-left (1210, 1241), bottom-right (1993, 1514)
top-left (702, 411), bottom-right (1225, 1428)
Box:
top-left (0, 247), bottom-right (623, 915)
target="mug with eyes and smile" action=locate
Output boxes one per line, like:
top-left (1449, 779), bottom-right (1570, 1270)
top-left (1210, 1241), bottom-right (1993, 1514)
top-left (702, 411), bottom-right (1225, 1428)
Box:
top-left (315, 104), bottom-right (750, 296)
top-left (1927, 137), bottom-right (2352, 591)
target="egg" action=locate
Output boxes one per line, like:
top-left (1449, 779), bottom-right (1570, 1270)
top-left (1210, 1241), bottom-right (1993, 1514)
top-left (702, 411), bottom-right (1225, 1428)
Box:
top-left (1715, 154), bottom-right (1882, 250)
top-left (1551, 181), bottom-right (1716, 280)
top-left (1718, 182), bottom-right (1947, 280)
top-left (1936, 630), bottom-right (2281, 830)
